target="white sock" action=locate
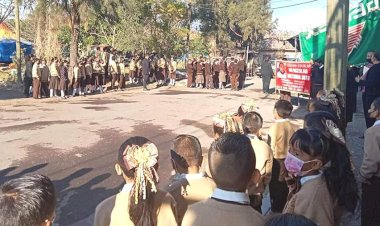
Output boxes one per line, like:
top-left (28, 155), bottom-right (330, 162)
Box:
top-left (72, 89), bottom-right (77, 96)
top-left (61, 90), bottom-right (65, 97)
top-left (50, 89), bottom-right (53, 97)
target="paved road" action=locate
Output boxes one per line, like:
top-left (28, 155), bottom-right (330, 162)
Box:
top-left (0, 77), bottom-right (307, 226)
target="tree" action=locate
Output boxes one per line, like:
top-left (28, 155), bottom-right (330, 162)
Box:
top-left (228, 0), bottom-right (274, 51)
top-left (0, 0), bottom-right (13, 24)
top-left (52, 0), bottom-right (102, 80)
top-left (195, 0), bottom-right (273, 54)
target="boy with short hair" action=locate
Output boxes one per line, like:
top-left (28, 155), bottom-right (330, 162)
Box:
top-left (268, 100), bottom-right (297, 213)
top-left (182, 133), bottom-right (265, 226)
top-left (0, 174), bottom-right (56, 226)
top-left (243, 111), bottom-right (273, 213)
top-left (165, 134), bottom-right (216, 224)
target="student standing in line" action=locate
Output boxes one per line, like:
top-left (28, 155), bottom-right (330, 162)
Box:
top-left (181, 133), bottom-right (265, 226)
top-left (360, 97), bottom-right (380, 226)
top-left (168, 57), bottom-right (177, 87)
top-left (204, 58), bottom-right (213, 89)
top-left (243, 111), bottom-right (273, 213)
top-left (32, 58), bottom-right (41, 99)
top-left (49, 57), bottom-right (60, 98)
top-left (118, 58), bottom-right (126, 90)
top-left (165, 135), bottom-right (216, 224)
top-left (40, 59), bottom-right (50, 98)
top-left (59, 61), bottom-right (69, 99)
top-left (268, 100), bottom-right (297, 213)
top-left (94, 137), bottom-right (178, 226)
top-left (24, 55), bottom-right (33, 97)
top-left (72, 62), bottom-right (82, 97)
top-left (283, 127), bottom-right (358, 226)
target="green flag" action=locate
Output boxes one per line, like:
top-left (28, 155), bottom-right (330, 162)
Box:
top-left (299, 0), bottom-right (380, 65)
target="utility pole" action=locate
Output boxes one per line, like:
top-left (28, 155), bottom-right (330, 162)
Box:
top-left (323, 0), bottom-right (349, 93)
top-left (14, 0), bottom-right (22, 83)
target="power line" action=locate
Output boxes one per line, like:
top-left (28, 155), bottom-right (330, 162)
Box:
top-left (272, 0), bottom-right (319, 9)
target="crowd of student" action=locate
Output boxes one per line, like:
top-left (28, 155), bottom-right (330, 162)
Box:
top-left (185, 54), bottom-right (246, 90)
top-left (1, 94), bottom-right (380, 226)
top-left (22, 50), bottom-right (180, 99)
top-left (22, 49), bottom-right (250, 100)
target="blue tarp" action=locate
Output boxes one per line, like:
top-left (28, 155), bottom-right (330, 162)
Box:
top-left (0, 39), bottom-right (33, 63)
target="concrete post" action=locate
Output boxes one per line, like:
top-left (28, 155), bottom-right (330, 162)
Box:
top-left (324, 0), bottom-right (349, 93)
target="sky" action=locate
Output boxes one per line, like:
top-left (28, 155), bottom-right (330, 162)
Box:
top-left (271, 0), bottom-right (327, 33)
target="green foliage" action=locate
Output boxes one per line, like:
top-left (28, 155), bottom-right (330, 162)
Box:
top-left (190, 36), bottom-right (210, 56)
top-left (58, 26), bottom-right (71, 47)
top-left (194, 0), bottom-right (273, 52)
top-left (228, 0), bottom-right (274, 49)
top-left (31, 0), bottom-right (273, 57)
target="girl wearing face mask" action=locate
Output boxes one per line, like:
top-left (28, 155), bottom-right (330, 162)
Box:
top-left (283, 128), bottom-right (358, 226)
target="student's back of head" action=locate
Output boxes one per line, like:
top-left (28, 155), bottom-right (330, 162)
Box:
top-left (274, 100), bottom-right (293, 119)
top-left (243, 111), bottom-right (263, 135)
top-left (0, 174), bottom-right (56, 226)
top-left (171, 135), bottom-right (203, 174)
top-left (209, 132), bottom-right (257, 192)
top-left (117, 136), bottom-right (160, 226)
top-left (265, 213), bottom-right (317, 226)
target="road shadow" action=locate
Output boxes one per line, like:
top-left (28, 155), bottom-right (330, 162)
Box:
top-left (180, 119), bottom-right (213, 138)
top-left (0, 163), bottom-right (48, 185)
top-left (50, 123), bottom-right (180, 225)
top-left (1, 121), bottom-right (188, 225)
top-left (82, 106), bottom-right (110, 111)
top-left (69, 98), bottom-right (136, 105)
top-left (0, 85), bottom-right (25, 100)
top-left (0, 120), bottom-right (78, 133)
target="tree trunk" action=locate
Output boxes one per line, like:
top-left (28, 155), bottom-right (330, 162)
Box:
top-left (14, 0), bottom-right (22, 83)
top-left (35, 0), bottom-right (46, 58)
top-left (69, 2), bottom-right (80, 88)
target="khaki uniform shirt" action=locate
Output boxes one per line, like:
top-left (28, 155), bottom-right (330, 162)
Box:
top-left (50, 63), bottom-right (59, 77)
top-left (268, 119), bottom-right (298, 159)
top-left (182, 198), bottom-right (265, 226)
top-left (283, 175), bottom-right (338, 226)
top-left (247, 134), bottom-right (273, 195)
top-left (165, 173), bottom-right (216, 223)
top-left (94, 186), bottom-right (177, 226)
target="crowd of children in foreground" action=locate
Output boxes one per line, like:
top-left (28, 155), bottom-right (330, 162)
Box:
top-left (1, 96), bottom-right (380, 226)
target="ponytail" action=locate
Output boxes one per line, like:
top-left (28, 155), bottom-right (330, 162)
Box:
top-left (129, 175), bottom-right (156, 226)
top-left (291, 128), bottom-right (358, 213)
top-left (303, 112), bottom-right (358, 212)
top-left (118, 137), bottom-right (160, 226)
top-left (323, 139), bottom-right (358, 212)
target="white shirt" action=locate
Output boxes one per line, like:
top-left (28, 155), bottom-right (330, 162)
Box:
top-left (32, 63), bottom-right (39, 78)
top-left (275, 119), bottom-right (289, 123)
top-left (246, 134), bottom-right (259, 140)
top-left (373, 119), bottom-right (380, 127)
top-left (212, 188), bottom-right (250, 205)
top-left (121, 183), bottom-right (133, 193)
top-left (171, 172), bottom-right (205, 181)
top-left (300, 173), bottom-right (322, 185)
top-left (183, 172), bottom-right (204, 180)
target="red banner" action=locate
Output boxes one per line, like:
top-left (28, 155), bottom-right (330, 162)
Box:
top-left (275, 61), bottom-right (312, 95)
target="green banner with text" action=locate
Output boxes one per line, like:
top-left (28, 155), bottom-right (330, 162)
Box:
top-left (299, 0), bottom-right (380, 65)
